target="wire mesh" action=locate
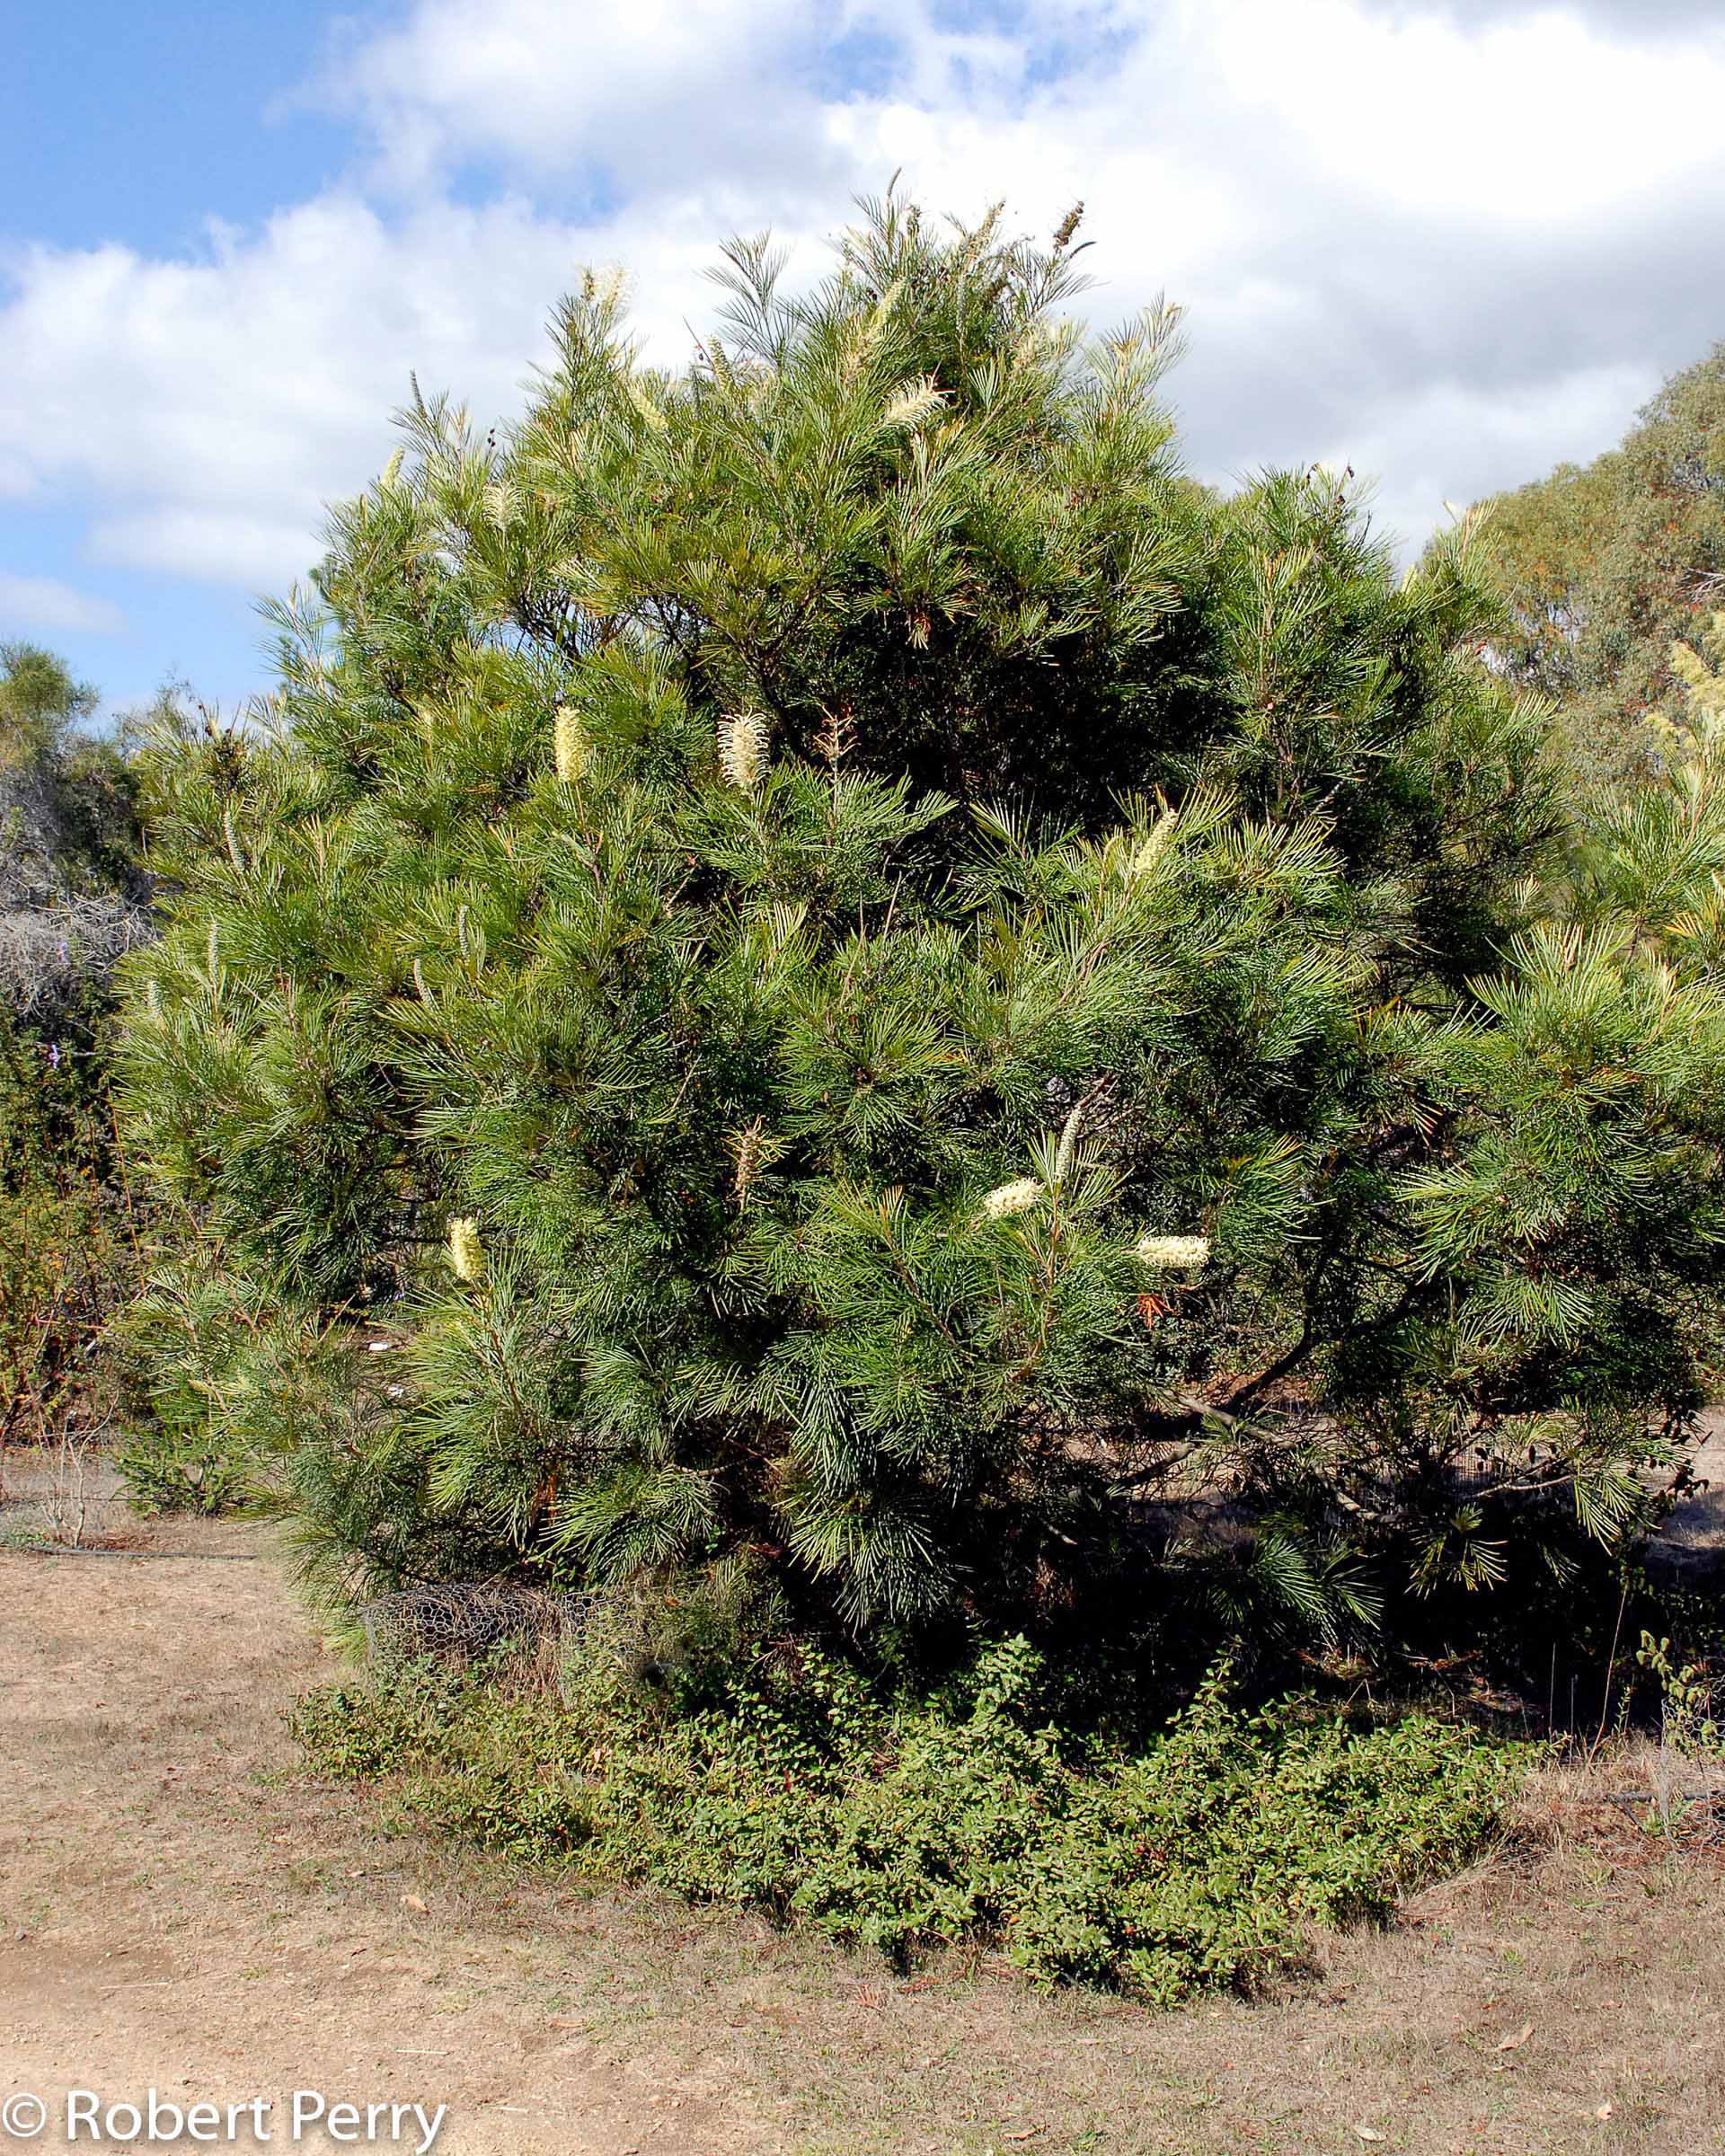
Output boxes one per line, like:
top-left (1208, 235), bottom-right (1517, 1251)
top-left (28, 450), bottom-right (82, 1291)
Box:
top-left (359, 1581), bottom-right (597, 1669)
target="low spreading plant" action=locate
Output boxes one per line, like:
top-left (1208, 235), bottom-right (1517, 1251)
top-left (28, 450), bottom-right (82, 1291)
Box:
top-left (293, 1636), bottom-right (1522, 2006)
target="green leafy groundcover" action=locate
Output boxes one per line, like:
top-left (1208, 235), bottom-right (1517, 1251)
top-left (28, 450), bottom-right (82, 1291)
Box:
top-left (294, 1639), bottom-right (1523, 2005)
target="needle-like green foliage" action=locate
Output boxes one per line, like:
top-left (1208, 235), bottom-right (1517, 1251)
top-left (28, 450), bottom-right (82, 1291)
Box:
top-left (119, 198), bottom-right (1725, 1650)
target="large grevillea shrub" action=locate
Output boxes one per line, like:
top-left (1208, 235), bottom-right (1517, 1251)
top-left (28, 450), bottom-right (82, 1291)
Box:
top-left (120, 197), bottom-right (1725, 1664)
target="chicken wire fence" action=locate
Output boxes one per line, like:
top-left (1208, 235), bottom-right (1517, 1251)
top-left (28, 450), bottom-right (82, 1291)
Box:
top-left (359, 1582), bottom-right (602, 1670)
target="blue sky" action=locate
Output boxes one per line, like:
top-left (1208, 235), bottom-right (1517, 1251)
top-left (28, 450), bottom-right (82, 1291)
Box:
top-left (4, 0), bottom-right (1723, 720)
top-left (4, 5), bottom-right (350, 257)
top-left (2, 0), bottom-right (354, 709)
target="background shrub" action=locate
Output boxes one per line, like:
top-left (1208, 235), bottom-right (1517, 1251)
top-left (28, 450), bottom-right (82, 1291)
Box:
top-left (0, 643), bottom-right (152, 1479)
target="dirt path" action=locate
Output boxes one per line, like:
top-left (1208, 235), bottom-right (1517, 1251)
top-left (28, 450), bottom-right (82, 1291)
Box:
top-left (0, 1520), bottom-right (771, 2156)
top-left (5, 1509), bottom-right (1725, 2154)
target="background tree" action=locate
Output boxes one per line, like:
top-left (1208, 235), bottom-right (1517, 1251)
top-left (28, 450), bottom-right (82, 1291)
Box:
top-left (1, 641), bottom-right (145, 959)
top-left (0, 642), bottom-right (153, 1467)
top-left (1473, 346), bottom-right (1725, 784)
top-left (120, 200), bottom-right (1725, 1674)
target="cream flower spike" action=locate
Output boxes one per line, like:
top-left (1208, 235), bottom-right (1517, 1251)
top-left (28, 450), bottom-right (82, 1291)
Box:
top-left (1133, 1233), bottom-right (1210, 1271)
top-left (447, 1216), bottom-right (485, 1284)
top-left (553, 704), bottom-right (587, 783)
top-left (719, 711), bottom-right (769, 791)
top-left (980, 1178), bottom-right (1044, 1220)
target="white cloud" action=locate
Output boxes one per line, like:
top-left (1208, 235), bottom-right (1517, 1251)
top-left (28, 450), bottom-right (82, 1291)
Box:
top-left (1208, 0), bottom-right (1724, 224)
top-left (1366, 0), bottom-right (1725, 32)
top-left (0, 571), bottom-right (126, 637)
top-left (0, 198), bottom-right (601, 590)
top-left (323, 0), bottom-right (827, 191)
top-left (1, 0), bottom-right (1721, 613)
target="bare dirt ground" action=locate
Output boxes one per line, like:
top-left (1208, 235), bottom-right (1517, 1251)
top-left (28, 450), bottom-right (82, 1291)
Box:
top-left (5, 1474), bottom-right (1725, 2153)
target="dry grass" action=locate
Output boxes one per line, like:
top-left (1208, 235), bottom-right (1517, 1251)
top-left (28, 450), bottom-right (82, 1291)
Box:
top-left (4, 1470), bottom-right (1725, 2153)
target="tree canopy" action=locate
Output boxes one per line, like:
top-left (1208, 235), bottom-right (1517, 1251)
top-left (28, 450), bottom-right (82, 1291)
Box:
top-left (1475, 345), bottom-right (1725, 784)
